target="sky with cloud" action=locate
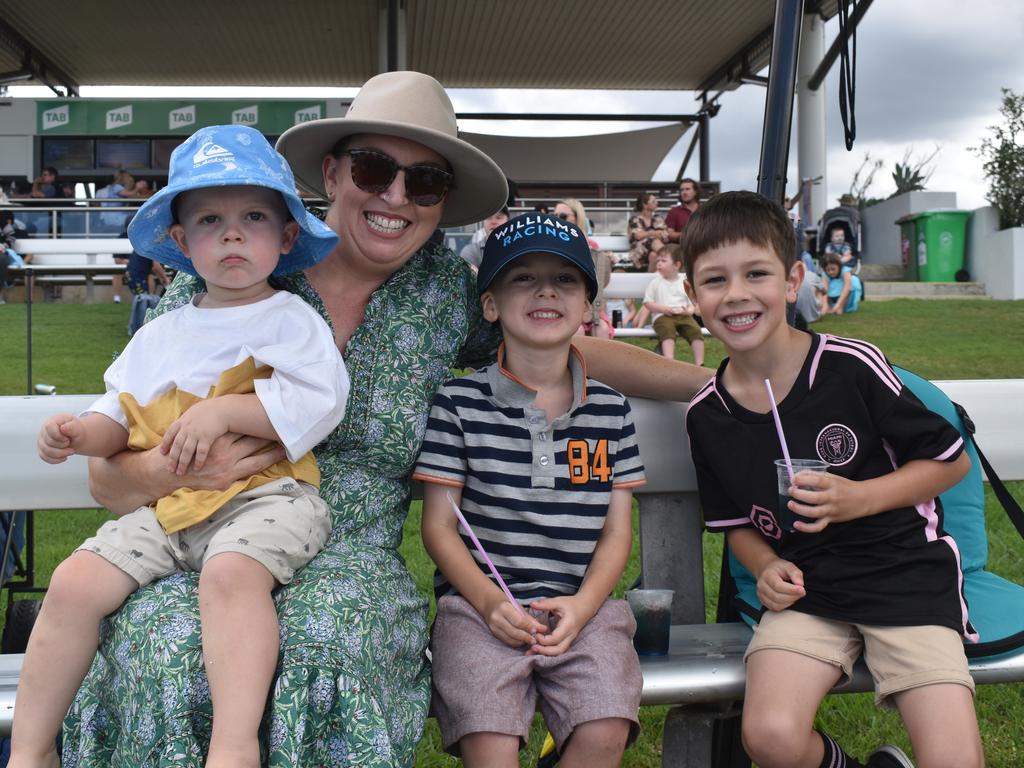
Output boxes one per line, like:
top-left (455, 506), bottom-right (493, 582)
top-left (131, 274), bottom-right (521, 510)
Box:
top-left (11, 0), bottom-right (1024, 211)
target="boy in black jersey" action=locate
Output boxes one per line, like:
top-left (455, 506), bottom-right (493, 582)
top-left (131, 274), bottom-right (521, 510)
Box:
top-left (682, 192), bottom-right (983, 768)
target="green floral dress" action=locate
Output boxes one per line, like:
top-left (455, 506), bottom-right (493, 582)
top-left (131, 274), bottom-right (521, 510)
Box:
top-left (61, 245), bottom-right (500, 767)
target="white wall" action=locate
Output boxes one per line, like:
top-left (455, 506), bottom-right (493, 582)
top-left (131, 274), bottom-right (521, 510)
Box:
top-left (861, 191), bottom-right (957, 266)
top-left (0, 100), bottom-right (37, 179)
top-left (973, 225), bottom-right (1024, 300)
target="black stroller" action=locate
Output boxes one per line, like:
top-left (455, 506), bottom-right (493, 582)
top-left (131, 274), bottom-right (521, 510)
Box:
top-left (817, 205), bottom-right (862, 273)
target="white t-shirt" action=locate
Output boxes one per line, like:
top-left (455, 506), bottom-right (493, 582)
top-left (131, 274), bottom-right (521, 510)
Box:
top-left (88, 290), bottom-right (348, 462)
top-left (642, 273), bottom-right (693, 322)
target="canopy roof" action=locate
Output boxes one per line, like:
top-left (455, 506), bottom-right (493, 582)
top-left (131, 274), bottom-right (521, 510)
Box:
top-left (0, 0), bottom-right (836, 96)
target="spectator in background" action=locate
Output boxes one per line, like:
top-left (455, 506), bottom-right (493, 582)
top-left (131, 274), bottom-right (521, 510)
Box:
top-left (820, 251), bottom-right (862, 315)
top-left (97, 171), bottom-right (140, 303)
top-left (628, 192), bottom-right (668, 271)
top-left (555, 198), bottom-right (614, 339)
top-left (792, 267), bottom-right (824, 330)
top-left (96, 171), bottom-right (137, 233)
top-left (133, 179), bottom-right (155, 198)
top-left (823, 225), bottom-right (857, 271)
top-left (459, 205), bottom-right (509, 271)
top-left (643, 245), bottom-right (704, 365)
top-left (30, 166), bottom-right (64, 199)
top-left (665, 178), bottom-right (701, 243)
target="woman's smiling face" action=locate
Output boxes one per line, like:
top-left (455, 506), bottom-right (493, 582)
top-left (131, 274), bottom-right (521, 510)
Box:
top-left (323, 133), bottom-right (447, 274)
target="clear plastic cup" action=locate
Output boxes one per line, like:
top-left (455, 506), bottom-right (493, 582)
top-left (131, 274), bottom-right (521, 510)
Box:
top-left (625, 588), bottom-right (674, 655)
top-left (775, 458), bottom-right (830, 531)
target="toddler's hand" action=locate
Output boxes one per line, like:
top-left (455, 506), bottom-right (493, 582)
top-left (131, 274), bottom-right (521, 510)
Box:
top-left (525, 596), bottom-right (590, 657)
top-left (38, 413), bottom-right (82, 464)
top-left (483, 595), bottom-right (549, 649)
top-left (160, 400), bottom-right (230, 476)
top-left (757, 558), bottom-right (805, 611)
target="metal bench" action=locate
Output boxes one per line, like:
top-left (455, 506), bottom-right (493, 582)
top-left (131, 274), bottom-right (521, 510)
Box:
top-left (11, 239), bottom-right (133, 303)
top-left (1, 384), bottom-right (1023, 765)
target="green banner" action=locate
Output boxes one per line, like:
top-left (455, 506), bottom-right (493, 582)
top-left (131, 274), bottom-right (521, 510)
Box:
top-left (37, 100), bottom-right (327, 135)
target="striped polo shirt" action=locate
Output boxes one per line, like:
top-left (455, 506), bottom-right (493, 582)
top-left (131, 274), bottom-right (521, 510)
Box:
top-left (413, 345), bottom-right (646, 602)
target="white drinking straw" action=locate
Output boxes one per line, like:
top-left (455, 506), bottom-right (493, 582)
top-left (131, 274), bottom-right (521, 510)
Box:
top-left (764, 378), bottom-right (795, 482)
top-left (446, 491), bottom-right (528, 619)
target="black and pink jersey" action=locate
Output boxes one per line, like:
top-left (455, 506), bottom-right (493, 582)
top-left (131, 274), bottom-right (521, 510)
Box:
top-left (686, 331), bottom-right (976, 638)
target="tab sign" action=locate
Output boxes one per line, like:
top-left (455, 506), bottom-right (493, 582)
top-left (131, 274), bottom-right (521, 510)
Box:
top-left (42, 105), bottom-right (70, 129)
top-left (170, 105), bottom-right (196, 130)
top-left (106, 106), bottom-right (133, 131)
top-left (232, 106), bottom-right (259, 126)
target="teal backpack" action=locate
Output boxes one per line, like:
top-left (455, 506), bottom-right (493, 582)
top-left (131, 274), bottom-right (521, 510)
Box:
top-left (722, 367), bottom-right (1024, 661)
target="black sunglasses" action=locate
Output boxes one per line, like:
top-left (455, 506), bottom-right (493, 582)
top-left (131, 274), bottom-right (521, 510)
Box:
top-left (557, 212), bottom-right (572, 221)
top-left (341, 149), bottom-right (453, 207)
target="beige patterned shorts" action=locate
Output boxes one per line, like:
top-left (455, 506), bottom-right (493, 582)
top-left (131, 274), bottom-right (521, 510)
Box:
top-left (78, 478), bottom-right (331, 586)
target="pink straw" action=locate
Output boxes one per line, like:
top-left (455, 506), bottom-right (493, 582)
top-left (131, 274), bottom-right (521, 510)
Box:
top-left (447, 492), bottom-right (528, 619)
top-left (764, 378), bottom-right (795, 482)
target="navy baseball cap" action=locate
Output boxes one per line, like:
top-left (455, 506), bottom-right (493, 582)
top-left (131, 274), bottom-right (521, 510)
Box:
top-left (478, 213), bottom-right (597, 301)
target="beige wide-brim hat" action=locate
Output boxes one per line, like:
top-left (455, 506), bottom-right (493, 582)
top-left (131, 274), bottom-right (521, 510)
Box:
top-left (277, 71), bottom-right (509, 228)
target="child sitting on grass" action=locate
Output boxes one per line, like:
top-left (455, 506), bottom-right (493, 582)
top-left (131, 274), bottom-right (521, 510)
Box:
top-left (15, 125), bottom-right (348, 768)
top-left (414, 213), bottom-right (646, 767)
top-left (683, 191), bottom-right (983, 768)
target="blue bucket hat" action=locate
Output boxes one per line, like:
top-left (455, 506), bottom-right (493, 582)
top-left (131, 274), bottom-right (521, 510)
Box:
top-left (478, 213), bottom-right (598, 301)
top-left (128, 125), bottom-right (338, 277)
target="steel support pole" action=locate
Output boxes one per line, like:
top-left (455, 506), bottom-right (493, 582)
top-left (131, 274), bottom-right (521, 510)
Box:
top-left (756, 0), bottom-right (804, 204)
top-left (798, 12), bottom-right (827, 225)
top-left (699, 111), bottom-right (711, 183)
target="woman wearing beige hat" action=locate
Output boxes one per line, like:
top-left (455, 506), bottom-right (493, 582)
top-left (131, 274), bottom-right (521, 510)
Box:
top-left (68, 71), bottom-right (710, 767)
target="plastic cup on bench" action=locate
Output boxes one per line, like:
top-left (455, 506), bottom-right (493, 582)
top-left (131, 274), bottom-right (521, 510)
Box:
top-left (625, 588), bottom-right (673, 656)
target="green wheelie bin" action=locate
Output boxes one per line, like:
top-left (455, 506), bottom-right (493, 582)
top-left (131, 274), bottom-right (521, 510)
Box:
top-left (908, 210), bottom-right (972, 282)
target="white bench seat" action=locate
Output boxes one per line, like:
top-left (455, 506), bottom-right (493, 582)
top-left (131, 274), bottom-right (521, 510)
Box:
top-left (1, 383), bottom-right (1022, 765)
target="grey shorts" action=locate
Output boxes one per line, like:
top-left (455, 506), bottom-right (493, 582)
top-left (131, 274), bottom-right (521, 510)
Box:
top-left (745, 609), bottom-right (975, 707)
top-left (429, 594), bottom-right (643, 754)
top-left (78, 477), bottom-right (331, 587)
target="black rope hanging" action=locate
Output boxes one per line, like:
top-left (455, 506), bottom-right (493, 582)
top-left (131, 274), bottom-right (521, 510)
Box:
top-left (837, 0), bottom-right (858, 150)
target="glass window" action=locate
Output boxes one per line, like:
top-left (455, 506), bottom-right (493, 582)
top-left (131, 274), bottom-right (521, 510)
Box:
top-left (152, 138), bottom-right (186, 170)
top-left (96, 139), bottom-right (150, 169)
top-left (42, 138), bottom-right (95, 170)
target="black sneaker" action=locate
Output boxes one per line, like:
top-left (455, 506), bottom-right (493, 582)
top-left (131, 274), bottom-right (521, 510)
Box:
top-left (866, 745), bottom-right (914, 768)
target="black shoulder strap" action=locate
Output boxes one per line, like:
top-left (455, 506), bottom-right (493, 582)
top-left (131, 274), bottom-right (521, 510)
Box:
top-left (954, 401), bottom-right (1024, 540)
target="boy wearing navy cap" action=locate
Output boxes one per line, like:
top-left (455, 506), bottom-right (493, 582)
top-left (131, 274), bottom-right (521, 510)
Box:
top-left (17, 125), bottom-right (348, 768)
top-left (414, 213), bottom-right (646, 765)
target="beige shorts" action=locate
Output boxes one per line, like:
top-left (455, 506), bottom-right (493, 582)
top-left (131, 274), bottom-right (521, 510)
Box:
top-left (78, 478), bottom-right (330, 587)
top-left (430, 594), bottom-right (643, 754)
top-left (745, 609), bottom-right (975, 707)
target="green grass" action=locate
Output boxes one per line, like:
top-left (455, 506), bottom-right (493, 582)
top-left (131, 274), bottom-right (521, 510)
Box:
top-left (2, 298), bottom-right (1024, 766)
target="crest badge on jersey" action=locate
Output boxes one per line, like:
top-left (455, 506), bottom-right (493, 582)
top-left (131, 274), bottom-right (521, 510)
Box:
top-left (750, 505), bottom-right (782, 541)
top-left (816, 423), bottom-right (858, 466)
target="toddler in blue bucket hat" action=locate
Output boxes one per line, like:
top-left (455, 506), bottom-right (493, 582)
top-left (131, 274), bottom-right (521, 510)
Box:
top-left (413, 213), bottom-right (645, 762)
top-left (17, 125), bottom-right (349, 767)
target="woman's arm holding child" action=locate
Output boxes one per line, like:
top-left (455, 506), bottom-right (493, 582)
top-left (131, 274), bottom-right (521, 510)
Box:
top-left (789, 452), bottom-right (970, 533)
top-left (727, 528), bottom-right (806, 612)
top-left (420, 484), bottom-right (548, 648)
top-left (530, 487), bottom-right (634, 656)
